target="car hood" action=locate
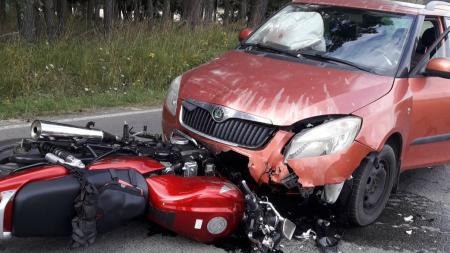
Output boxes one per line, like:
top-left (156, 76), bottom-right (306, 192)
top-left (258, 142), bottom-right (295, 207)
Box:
top-left (179, 51), bottom-right (394, 126)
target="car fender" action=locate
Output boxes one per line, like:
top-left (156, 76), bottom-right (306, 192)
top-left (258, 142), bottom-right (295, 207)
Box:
top-left (352, 78), bottom-right (413, 163)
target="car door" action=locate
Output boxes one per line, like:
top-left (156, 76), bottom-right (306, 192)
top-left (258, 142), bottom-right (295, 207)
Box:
top-left (403, 17), bottom-right (450, 169)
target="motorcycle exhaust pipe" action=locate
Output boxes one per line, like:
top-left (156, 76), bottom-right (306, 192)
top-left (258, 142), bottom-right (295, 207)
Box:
top-left (30, 120), bottom-right (119, 142)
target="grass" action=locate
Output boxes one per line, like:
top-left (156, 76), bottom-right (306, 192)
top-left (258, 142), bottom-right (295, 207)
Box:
top-left (0, 22), bottom-right (239, 120)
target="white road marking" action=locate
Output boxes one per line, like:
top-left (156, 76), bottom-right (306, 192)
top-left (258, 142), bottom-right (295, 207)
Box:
top-left (0, 108), bottom-right (163, 131)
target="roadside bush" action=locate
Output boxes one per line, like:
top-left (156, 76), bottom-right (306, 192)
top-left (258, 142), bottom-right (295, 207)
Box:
top-left (0, 23), bottom-right (238, 119)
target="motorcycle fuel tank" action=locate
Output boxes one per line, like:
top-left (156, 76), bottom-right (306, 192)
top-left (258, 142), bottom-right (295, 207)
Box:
top-left (146, 175), bottom-right (245, 243)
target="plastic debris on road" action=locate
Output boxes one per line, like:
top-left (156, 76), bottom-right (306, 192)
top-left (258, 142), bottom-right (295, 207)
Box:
top-left (295, 228), bottom-right (317, 240)
top-left (404, 215), bottom-right (414, 222)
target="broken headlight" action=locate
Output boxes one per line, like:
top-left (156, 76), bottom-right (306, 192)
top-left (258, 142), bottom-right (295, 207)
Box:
top-left (165, 75), bottom-right (182, 116)
top-left (284, 116), bottom-right (362, 161)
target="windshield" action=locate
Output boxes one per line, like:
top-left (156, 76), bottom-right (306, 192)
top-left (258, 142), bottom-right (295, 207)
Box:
top-left (245, 4), bottom-right (415, 76)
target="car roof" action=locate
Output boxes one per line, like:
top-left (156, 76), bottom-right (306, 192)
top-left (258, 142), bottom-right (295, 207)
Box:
top-left (292, 0), bottom-right (450, 17)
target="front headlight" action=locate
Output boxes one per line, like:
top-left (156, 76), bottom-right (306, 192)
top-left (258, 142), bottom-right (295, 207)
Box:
top-left (165, 75), bottom-right (182, 116)
top-left (284, 116), bottom-right (362, 161)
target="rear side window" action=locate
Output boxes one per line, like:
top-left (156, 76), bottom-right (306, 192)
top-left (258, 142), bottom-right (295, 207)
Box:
top-left (446, 17), bottom-right (450, 27)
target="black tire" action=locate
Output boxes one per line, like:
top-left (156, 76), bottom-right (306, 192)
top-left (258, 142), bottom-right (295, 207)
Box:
top-left (0, 139), bottom-right (22, 162)
top-left (346, 145), bottom-right (397, 226)
top-left (0, 139), bottom-right (23, 176)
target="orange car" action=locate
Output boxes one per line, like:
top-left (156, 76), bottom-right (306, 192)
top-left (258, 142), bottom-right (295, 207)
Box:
top-left (162, 0), bottom-right (450, 226)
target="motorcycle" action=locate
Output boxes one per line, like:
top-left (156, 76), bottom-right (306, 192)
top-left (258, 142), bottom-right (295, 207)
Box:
top-left (0, 120), bottom-right (296, 252)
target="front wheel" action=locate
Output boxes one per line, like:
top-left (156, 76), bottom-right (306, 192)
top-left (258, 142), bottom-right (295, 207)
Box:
top-left (345, 145), bottom-right (397, 226)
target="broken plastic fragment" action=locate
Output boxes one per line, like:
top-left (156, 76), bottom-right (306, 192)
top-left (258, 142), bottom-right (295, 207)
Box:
top-left (404, 215), bottom-right (414, 222)
top-left (295, 228), bottom-right (317, 240)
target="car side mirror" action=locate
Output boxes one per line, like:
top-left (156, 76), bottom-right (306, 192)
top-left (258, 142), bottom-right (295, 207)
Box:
top-left (239, 28), bottom-right (254, 42)
top-left (425, 58), bottom-right (450, 79)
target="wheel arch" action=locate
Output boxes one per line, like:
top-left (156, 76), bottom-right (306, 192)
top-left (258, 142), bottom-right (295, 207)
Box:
top-left (385, 132), bottom-right (403, 161)
top-left (384, 132), bottom-right (403, 192)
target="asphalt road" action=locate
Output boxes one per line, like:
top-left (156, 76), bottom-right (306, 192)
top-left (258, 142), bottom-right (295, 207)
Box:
top-left (0, 108), bottom-right (163, 142)
top-left (0, 108), bottom-right (449, 253)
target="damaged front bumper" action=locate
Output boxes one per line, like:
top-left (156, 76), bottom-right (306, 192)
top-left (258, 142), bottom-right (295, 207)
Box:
top-left (163, 108), bottom-right (374, 203)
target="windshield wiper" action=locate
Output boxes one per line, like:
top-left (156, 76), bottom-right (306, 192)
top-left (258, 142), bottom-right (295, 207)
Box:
top-left (243, 44), bottom-right (376, 74)
top-left (242, 42), bottom-right (300, 59)
top-left (297, 50), bottom-right (376, 74)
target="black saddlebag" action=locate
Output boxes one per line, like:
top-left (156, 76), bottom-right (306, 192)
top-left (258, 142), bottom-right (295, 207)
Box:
top-left (12, 169), bottom-right (148, 237)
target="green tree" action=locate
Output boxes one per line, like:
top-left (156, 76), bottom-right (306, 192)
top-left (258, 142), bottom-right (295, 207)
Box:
top-left (249, 0), bottom-right (268, 27)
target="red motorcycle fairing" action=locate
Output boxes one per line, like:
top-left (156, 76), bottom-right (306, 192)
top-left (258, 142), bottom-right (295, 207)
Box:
top-left (146, 175), bottom-right (244, 243)
top-left (1, 156), bottom-right (244, 243)
top-left (89, 156), bottom-right (165, 174)
top-left (0, 165), bottom-right (68, 233)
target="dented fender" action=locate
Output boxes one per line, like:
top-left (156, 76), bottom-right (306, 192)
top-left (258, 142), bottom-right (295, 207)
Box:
top-left (203, 132), bottom-right (372, 187)
top-left (287, 141), bottom-right (374, 187)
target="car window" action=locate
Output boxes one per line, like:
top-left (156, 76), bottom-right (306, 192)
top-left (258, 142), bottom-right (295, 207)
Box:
top-left (246, 4), bottom-right (414, 76)
top-left (411, 19), bottom-right (440, 68)
top-left (429, 34), bottom-right (449, 60)
top-left (416, 27), bottom-right (450, 74)
top-left (421, 20), bottom-right (435, 33)
top-left (427, 18), bottom-right (450, 59)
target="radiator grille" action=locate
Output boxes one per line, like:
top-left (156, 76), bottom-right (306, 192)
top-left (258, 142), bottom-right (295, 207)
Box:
top-left (181, 105), bottom-right (276, 148)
